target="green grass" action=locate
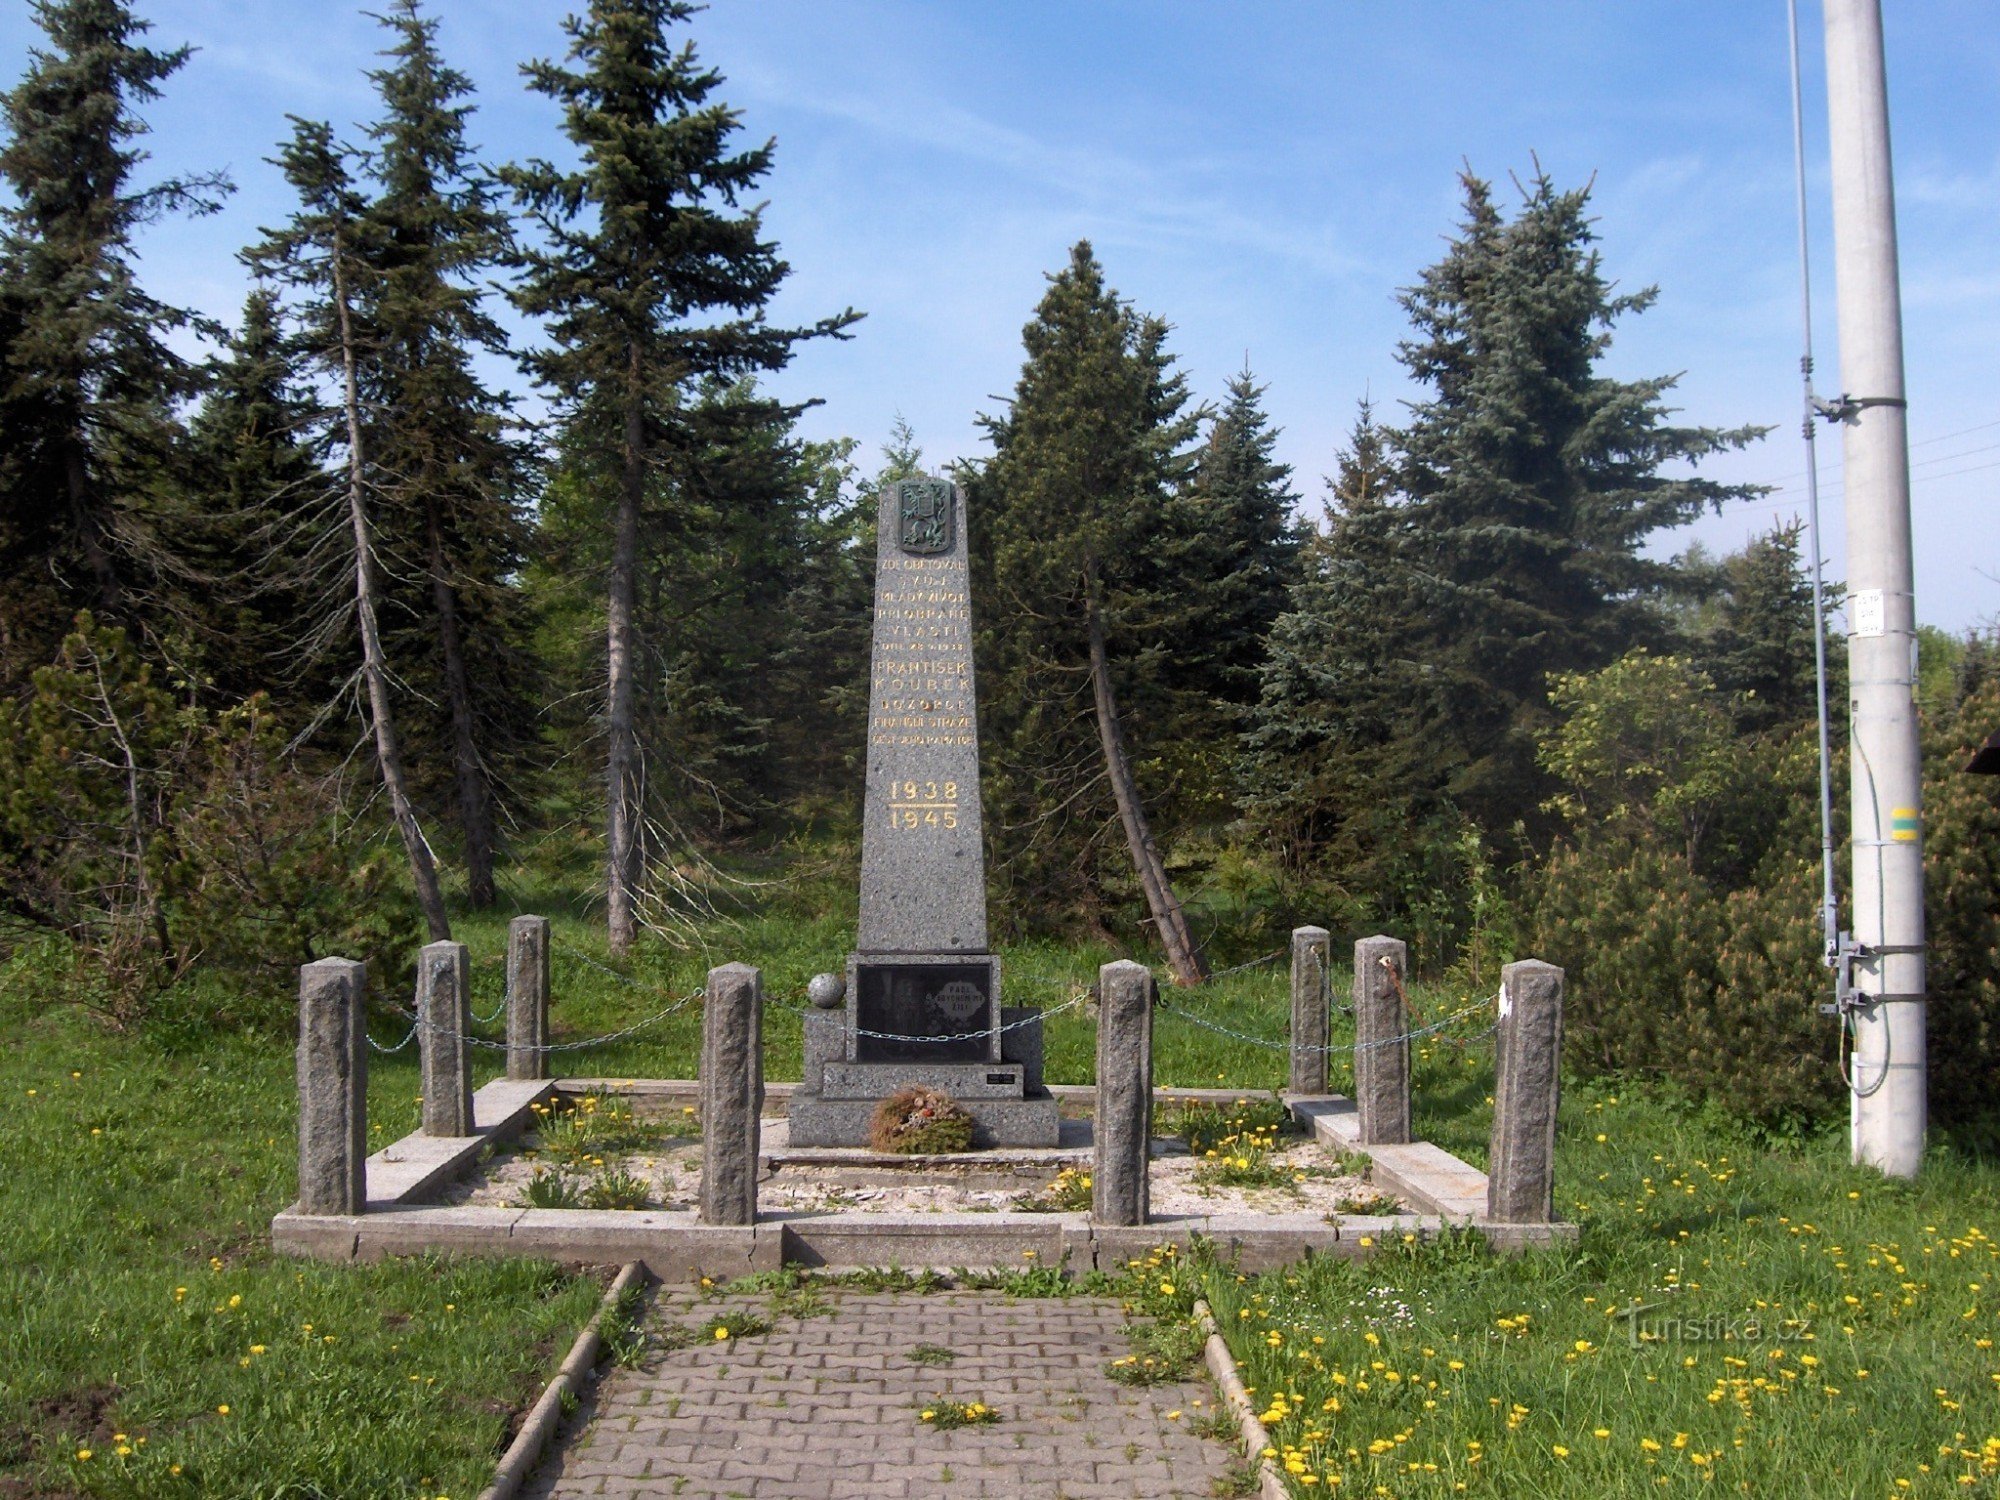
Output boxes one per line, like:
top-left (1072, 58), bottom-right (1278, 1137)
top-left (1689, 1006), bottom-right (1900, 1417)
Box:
top-left (0, 1000), bottom-right (603, 1498)
top-left (1137, 1059), bottom-right (2000, 1497)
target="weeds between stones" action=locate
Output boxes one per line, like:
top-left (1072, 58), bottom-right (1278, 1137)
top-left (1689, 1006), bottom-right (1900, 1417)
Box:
top-left (1105, 1319), bottom-right (1205, 1385)
top-left (581, 1168), bottom-right (653, 1211)
top-left (907, 1343), bottom-right (957, 1366)
top-left (517, 1167), bottom-right (584, 1209)
top-left (917, 1397), bottom-right (1000, 1430)
top-left (1156, 1094), bottom-right (1296, 1157)
top-left (702, 1309), bottom-right (771, 1343)
top-left (1011, 1164), bottom-right (1092, 1213)
top-left (1330, 1190), bottom-right (1404, 1216)
top-left (528, 1094), bottom-right (661, 1170)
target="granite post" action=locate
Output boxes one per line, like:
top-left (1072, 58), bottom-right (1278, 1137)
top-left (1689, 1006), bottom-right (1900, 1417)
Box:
top-left (297, 957), bottom-right (367, 1216)
top-left (699, 963), bottom-right (763, 1226)
top-left (1092, 960), bottom-right (1154, 1227)
top-left (506, 915), bottom-right (551, 1082)
top-left (1354, 935), bottom-right (1412, 1145)
top-left (1288, 926), bottom-right (1332, 1096)
top-left (1488, 959), bottom-right (1564, 1223)
top-left (417, 940), bottom-right (474, 1138)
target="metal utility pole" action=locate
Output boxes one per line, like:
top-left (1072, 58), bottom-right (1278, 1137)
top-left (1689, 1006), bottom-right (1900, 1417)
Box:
top-left (1822, 0), bottom-right (1926, 1178)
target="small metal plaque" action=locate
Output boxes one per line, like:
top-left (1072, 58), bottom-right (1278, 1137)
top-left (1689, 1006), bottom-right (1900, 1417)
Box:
top-left (898, 479), bottom-right (954, 555)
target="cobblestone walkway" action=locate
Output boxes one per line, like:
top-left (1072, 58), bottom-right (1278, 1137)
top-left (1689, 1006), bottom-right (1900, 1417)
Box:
top-left (523, 1287), bottom-right (1240, 1499)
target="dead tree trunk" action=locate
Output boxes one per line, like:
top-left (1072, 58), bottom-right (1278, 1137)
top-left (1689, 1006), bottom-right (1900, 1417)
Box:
top-left (604, 344), bottom-right (644, 956)
top-left (332, 240), bottom-right (451, 943)
top-left (425, 509), bottom-right (495, 908)
top-left (1085, 590), bottom-right (1207, 987)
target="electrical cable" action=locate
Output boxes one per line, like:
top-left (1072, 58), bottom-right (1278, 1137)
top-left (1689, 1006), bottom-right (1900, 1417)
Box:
top-left (1787, 0), bottom-right (1844, 991)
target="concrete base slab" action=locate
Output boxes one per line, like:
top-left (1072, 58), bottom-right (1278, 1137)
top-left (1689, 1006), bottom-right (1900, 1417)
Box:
top-left (785, 1087), bottom-right (1060, 1148)
top-left (276, 1202), bottom-right (1448, 1277)
top-left (769, 1210), bottom-right (1073, 1270)
top-left (1288, 1093), bottom-right (1576, 1251)
top-left (818, 1059), bottom-right (1025, 1100)
top-left (275, 1080), bottom-right (1574, 1274)
top-left (365, 1078), bottom-right (556, 1208)
top-left (761, 1113), bottom-right (1092, 1167)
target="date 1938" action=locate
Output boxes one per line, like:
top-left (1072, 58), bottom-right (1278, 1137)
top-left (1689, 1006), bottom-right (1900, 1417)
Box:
top-left (887, 780), bottom-right (959, 830)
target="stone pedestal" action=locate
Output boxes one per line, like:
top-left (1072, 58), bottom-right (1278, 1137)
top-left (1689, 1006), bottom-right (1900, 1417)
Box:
top-left (1289, 925), bottom-right (1331, 1095)
top-left (506, 915), bottom-right (550, 1081)
top-left (297, 957), bottom-right (367, 1216)
top-left (1354, 934), bottom-right (1412, 1145)
top-left (417, 940), bottom-right (473, 1138)
top-left (1488, 959), bottom-right (1564, 1223)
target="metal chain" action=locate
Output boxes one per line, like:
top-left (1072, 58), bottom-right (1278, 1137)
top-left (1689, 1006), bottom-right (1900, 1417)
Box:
top-left (850, 990), bottom-right (1093, 1046)
top-left (1153, 992), bottom-right (1498, 1056)
top-left (366, 1019), bottom-right (420, 1054)
top-left (1206, 948), bottom-right (1286, 980)
top-left (386, 987), bottom-right (702, 1054)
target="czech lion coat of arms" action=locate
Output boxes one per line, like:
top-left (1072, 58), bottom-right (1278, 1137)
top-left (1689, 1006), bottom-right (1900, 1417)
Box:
top-left (897, 479), bottom-right (953, 555)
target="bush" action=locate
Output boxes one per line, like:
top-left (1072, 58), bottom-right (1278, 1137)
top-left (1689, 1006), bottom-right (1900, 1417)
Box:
top-left (0, 617), bottom-right (419, 1026)
top-left (1924, 669), bottom-right (2000, 1127)
top-left (1530, 643), bottom-right (2000, 1132)
top-left (868, 1086), bottom-right (975, 1154)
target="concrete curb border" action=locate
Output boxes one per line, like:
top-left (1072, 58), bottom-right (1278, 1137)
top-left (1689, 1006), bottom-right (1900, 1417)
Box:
top-left (475, 1260), bottom-right (647, 1500)
top-left (1194, 1298), bottom-right (1288, 1500)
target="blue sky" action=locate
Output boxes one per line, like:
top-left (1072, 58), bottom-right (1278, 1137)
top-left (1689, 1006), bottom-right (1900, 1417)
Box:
top-left (7, 0), bottom-right (1996, 630)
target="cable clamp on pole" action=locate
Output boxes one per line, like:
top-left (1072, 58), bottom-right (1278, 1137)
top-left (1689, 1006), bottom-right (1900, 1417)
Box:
top-left (1812, 393), bottom-right (1907, 424)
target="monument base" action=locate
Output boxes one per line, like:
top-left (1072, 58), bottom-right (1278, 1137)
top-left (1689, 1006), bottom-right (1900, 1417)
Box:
top-left (790, 1003), bottom-right (1058, 1149)
top-left (785, 1089), bottom-right (1061, 1149)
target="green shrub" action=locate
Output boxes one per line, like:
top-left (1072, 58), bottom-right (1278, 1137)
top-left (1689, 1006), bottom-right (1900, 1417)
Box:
top-left (0, 618), bottom-right (418, 1026)
top-left (1531, 644), bottom-right (2000, 1131)
top-left (1924, 670), bottom-right (2000, 1127)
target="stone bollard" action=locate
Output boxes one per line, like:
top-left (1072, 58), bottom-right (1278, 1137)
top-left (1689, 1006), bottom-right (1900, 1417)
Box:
top-left (1092, 960), bottom-right (1154, 1227)
top-left (1288, 925), bottom-right (1332, 1095)
top-left (1488, 959), bottom-right (1565, 1223)
top-left (297, 957), bottom-right (367, 1215)
top-left (699, 963), bottom-right (764, 1226)
top-left (418, 940), bottom-right (474, 1137)
top-left (506, 915), bottom-right (551, 1082)
top-left (1354, 935), bottom-right (1412, 1145)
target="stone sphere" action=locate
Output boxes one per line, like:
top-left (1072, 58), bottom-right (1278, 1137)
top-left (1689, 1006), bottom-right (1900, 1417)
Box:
top-left (807, 972), bottom-right (846, 1010)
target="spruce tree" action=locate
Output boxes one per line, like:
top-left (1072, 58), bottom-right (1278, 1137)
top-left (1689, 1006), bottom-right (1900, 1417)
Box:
top-left (361, 0), bottom-right (534, 908)
top-left (1704, 522), bottom-right (1824, 735)
top-left (247, 117), bottom-right (451, 941)
top-left (182, 288), bottom-right (333, 703)
top-left (972, 241), bottom-right (1206, 982)
top-left (1177, 366), bottom-right (1304, 707)
top-left (1246, 171), bottom-right (1762, 929)
top-left (1150, 367), bottom-right (1305, 834)
top-left (502, 0), bottom-right (856, 953)
top-left (0, 0), bottom-right (227, 675)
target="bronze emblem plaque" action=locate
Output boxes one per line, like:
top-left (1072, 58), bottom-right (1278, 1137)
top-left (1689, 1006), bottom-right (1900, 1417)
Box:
top-left (898, 478), bottom-right (954, 555)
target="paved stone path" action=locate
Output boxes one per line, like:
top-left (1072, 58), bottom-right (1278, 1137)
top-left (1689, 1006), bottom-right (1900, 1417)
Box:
top-left (524, 1287), bottom-right (1241, 1499)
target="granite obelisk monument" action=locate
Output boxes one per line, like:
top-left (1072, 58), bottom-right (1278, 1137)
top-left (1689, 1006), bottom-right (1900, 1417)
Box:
top-left (788, 476), bottom-right (1058, 1147)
